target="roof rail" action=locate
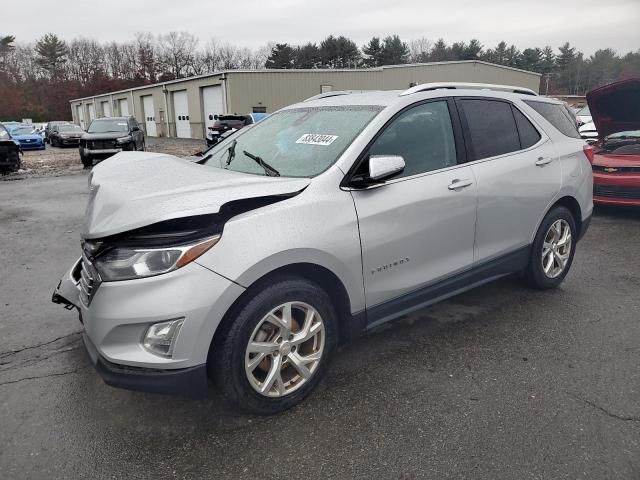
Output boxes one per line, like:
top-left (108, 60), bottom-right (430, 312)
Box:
top-left (303, 90), bottom-right (372, 102)
top-left (399, 82), bottom-right (538, 97)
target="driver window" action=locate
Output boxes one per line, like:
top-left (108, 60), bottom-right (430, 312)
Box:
top-left (369, 101), bottom-right (457, 178)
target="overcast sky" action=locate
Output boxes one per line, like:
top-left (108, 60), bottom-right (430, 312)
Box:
top-left (5, 0), bottom-right (639, 55)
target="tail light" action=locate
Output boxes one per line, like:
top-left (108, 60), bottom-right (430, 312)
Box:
top-left (583, 144), bottom-right (595, 163)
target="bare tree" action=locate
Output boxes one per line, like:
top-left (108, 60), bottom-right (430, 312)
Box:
top-left (158, 31), bottom-right (198, 78)
top-left (409, 37), bottom-right (432, 63)
top-left (134, 32), bottom-right (158, 82)
top-left (67, 38), bottom-right (105, 84)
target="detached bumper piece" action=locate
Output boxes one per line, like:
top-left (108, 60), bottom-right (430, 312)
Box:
top-left (82, 333), bottom-right (208, 398)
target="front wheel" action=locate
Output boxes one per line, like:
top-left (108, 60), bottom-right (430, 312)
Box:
top-left (211, 277), bottom-right (338, 415)
top-left (524, 206), bottom-right (577, 289)
top-left (80, 150), bottom-right (93, 168)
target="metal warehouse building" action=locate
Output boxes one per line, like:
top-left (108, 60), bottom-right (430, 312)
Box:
top-left (69, 60), bottom-right (541, 140)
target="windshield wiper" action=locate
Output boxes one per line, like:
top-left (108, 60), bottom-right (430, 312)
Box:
top-left (225, 139), bottom-right (237, 167)
top-left (243, 150), bottom-right (280, 177)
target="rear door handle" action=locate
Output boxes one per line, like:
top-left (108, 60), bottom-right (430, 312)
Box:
top-left (448, 179), bottom-right (473, 190)
top-left (535, 156), bottom-right (553, 166)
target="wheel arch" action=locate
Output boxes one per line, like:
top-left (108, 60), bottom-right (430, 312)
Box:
top-left (208, 262), bottom-right (364, 368)
top-left (533, 195), bottom-right (583, 243)
top-left (549, 195), bottom-right (582, 235)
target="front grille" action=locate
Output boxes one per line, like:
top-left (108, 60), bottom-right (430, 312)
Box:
top-left (592, 164), bottom-right (640, 174)
top-left (79, 255), bottom-right (101, 306)
top-left (593, 184), bottom-right (640, 199)
top-left (90, 140), bottom-right (116, 149)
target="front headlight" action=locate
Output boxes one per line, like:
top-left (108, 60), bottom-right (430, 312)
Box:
top-left (93, 235), bottom-right (220, 281)
top-left (116, 135), bottom-right (133, 144)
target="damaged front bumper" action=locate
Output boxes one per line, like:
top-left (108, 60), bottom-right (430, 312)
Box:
top-left (52, 257), bottom-right (245, 398)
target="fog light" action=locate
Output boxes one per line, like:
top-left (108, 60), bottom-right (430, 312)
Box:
top-left (143, 318), bottom-right (184, 357)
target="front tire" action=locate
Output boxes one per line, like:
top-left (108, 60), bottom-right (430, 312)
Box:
top-left (524, 206), bottom-right (576, 289)
top-left (80, 150), bottom-right (93, 168)
top-left (211, 277), bottom-right (338, 415)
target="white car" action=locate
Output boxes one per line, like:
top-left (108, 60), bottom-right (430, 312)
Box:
top-left (576, 106), bottom-right (592, 126)
top-left (579, 121), bottom-right (598, 140)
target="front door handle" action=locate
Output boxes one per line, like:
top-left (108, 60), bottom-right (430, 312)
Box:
top-left (535, 156), bottom-right (553, 166)
top-left (448, 178), bottom-right (473, 190)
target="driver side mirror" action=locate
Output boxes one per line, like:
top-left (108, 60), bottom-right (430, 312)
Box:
top-left (368, 155), bottom-right (405, 181)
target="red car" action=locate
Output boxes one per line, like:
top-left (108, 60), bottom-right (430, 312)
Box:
top-left (586, 78), bottom-right (640, 206)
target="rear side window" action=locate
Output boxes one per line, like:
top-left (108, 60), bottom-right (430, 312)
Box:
top-left (459, 99), bottom-right (520, 160)
top-left (512, 107), bottom-right (541, 149)
top-left (524, 101), bottom-right (581, 139)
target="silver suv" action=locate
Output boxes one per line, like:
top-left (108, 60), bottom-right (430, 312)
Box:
top-left (53, 83), bottom-right (593, 414)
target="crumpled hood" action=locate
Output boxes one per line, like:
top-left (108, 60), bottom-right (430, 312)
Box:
top-left (586, 78), bottom-right (640, 139)
top-left (83, 152), bottom-right (310, 239)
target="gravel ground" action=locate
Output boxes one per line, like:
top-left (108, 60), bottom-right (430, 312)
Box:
top-left (0, 173), bottom-right (639, 479)
top-left (2, 137), bottom-right (206, 180)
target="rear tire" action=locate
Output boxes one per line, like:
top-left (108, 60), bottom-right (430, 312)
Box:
top-left (211, 277), bottom-right (338, 415)
top-left (524, 206), bottom-right (577, 289)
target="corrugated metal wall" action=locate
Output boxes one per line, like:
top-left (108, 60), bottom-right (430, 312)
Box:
top-left (226, 62), bottom-right (540, 114)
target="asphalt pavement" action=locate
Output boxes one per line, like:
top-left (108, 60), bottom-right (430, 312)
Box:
top-left (1, 173), bottom-right (639, 479)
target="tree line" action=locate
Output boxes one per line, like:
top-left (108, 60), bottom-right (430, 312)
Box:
top-left (1, 32), bottom-right (638, 121)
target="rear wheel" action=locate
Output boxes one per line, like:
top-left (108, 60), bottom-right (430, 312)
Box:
top-left (524, 206), bottom-right (576, 289)
top-left (211, 277), bottom-right (338, 415)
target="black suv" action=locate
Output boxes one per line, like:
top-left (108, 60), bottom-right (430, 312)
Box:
top-left (79, 117), bottom-right (145, 167)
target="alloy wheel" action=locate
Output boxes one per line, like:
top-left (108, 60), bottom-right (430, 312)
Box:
top-left (245, 301), bottom-right (325, 398)
top-left (541, 219), bottom-right (572, 278)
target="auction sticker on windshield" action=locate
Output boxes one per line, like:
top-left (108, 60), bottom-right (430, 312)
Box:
top-left (296, 134), bottom-right (338, 146)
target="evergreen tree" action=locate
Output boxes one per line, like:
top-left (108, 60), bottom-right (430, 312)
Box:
top-left (293, 43), bottom-right (321, 69)
top-left (380, 35), bottom-right (409, 65)
top-left (540, 46), bottom-right (556, 73)
top-left (35, 33), bottom-right (68, 78)
top-left (0, 34), bottom-right (15, 72)
top-left (450, 42), bottom-right (466, 60)
top-left (430, 38), bottom-right (450, 62)
top-left (463, 39), bottom-right (483, 60)
top-left (265, 43), bottom-right (294, 69)
top-left (320, 35), bottom-right (360, 68)
top-left (521, 48), bottom-right (543, 72)
top-left (505, 44), bottom-right (522, 68)
top-left (362, 37), bottom-right (383, 67)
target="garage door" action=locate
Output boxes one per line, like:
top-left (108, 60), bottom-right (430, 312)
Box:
top-left (202, 85), bottom-right (224, 133)
top-left (142, 95), bottom-right (157, 137)
top-left (76, 105), bottom-right (85, 129)
top-left (87, 103), bottom-right (95, 122)
top-left (173, 90), bottom-right (190, 138)
top-left (101, 101), bottom-right (111, 117)
top-left (118, 99), bottom-right (129, 117)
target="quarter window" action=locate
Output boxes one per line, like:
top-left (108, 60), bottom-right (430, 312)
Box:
top-left (459, 99), bottom-right (520, 161)
top-left (524, 100), bottom-right (581, 139)
top-left (512, 106), bottom-right (541, 149)
top-left (368, 101), bottom-right (457, 178)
